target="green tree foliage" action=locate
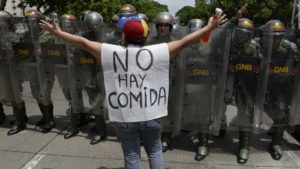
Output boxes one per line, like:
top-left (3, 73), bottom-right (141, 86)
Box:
top-left (176, 6), bottom-right (197, 25)
top-left (126, 0), bottom-right (168, 21)
top-left (176, 0), bottom-right (294, 26)
top-left (18, 0), bottom-right (168, 22)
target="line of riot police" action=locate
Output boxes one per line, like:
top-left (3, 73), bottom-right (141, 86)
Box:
top-left (1, 3), bottom-right (300, 165)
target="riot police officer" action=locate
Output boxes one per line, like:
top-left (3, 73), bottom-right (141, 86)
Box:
top-left (228, 18), bottom-right (261, 164)
top-left (181, 18), bottom-right (212, 161)
top-left (83, 11), bottom-right (107, 144)
top-left (262, 20), bottom-right (299, 161)
top-left (147, 12), bottom-right (177, 152)
top-left (54, 13), bottom-right (87, 139)
top-left (148, 12), bottom-right (176, 44)
top-left (20, 10), bottom-right (56, 133)
top-left (0, 11), bottom-right (11, 125)
top-left (0, 11), bottom-right (27, 133)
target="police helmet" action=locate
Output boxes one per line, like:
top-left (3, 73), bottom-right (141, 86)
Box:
top-left (264, 20), bottom-right (285, 36)
top-left (60, 14), bottom-right (76, 33)
top-left (117, 4), bottom-right (137, 18)
top-left (84, 12), bottom-right (103, 31)
top-left (188, 19), bottom-right (205, 33)
top-left (155, 12), bottom-right (174, 31)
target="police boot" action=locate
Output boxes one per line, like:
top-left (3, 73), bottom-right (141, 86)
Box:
top-left (219, 109), bottom-right (227, 137)
top-left (270, 128), bottom-right (284, 160)
top-left (161, 132), bottom-right (172, 152)
top-left (0, 103), bottom-right (6, 124)
top-left (237, 131), bottom-right (251, 164)
top-left (35, 104), bottom-right (46, 126)
top-left (64, 113), bottom-right (80, 139)
top-left (195, 132), bottom-right (209, 161)
top-left (7, 102), bottom-right (27, 135)
top-left (218, 120), bottom-right (227, 137)
top-left (79, 113), bottom-right (90, 127)
top-left (36, 104), bottom-right (55, 133)
top-left (90, 115), bottom-right (106, 145)
top-left (267, 126), bottom-right (273, 136)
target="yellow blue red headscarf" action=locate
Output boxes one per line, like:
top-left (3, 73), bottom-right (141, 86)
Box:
top-left (118, 17), bottom-right (149, 42)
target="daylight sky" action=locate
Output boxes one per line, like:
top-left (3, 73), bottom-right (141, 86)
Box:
top-left (154, 0), bottom-right (195, 15)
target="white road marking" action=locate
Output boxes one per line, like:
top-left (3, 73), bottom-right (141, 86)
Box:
top-left (21, 152), bottom-right (46, 169)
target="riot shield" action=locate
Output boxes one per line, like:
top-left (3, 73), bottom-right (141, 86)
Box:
top-left (144, 25), bottom-right (183, 135)
top-left (58, 20), bottom-right (85, 115)
top-left (289, 36), bottom-right (300, 130)
top-left (102, 22), bottom-right (122, 45)
top-left (177, 25), bottom-right (231, 135)
top-left (250, 29), bottom-right (273, 133)
top-left (260, 28), bottom-right (300, 133)
top-left (41, 43), bottom-right (66, 64)
top-left (162, 26), bottom-right (188, 135)
top-left (210, 25), bottom-right (232, 135)
top-left (251, 24), bottom-right (299, 136)
top-left (225, 26), bottom-right (265, 134)
top-left (0, 20), bottom-right (23, 106)
top-left (147, 22), bottom-right (157, 40)
top-left (26, 17), bottom-right (52, 106)
top-left (171, 24), bottom-right (187, 40)
top-left (81, 21), bottom-right (107, 118)
top-left (166, 25), bottom-right (188, 135)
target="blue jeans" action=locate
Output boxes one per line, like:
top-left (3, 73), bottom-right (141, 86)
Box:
top-left (114, 119), bottom-right (164, 169)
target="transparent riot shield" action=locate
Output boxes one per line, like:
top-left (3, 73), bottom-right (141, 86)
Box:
top-left (58, 20), bottom-right (85, 115)
top-left (250, 29), bottom-right (273, 133)
top-left (147, 22), bottom-right (157, 41)
top-left (159, 26), bottom-right (188, 135)
top-left (41, 43), bottom-right (66, 65)
top-left (12, 17), bottom-right (33, 85)
top-left (289, 38), bottom-right (300, 131)
top-left (26, 17), bottom-right (52, 106)
top-left (263, 30), bottom-right (299, 132)
top-left (144, 22), bottom-right (186, 137)
top-left (0, 20), bottom-right (23, 106)
top-left (102, 22), bottom-right (122, 45)
top-left (85, 20), bottom-right (106, 116)
top-left (225, 27), bottom-right (265, 134)
top-left (171, 24), bottom-right (187, 40)
top-left (176, 25), bottom-right (231, 135)
top-left (210, 25), bottom-right (232, 135)
top-left (166, 24), bottom-right (187, 134)
top-left (81, 21), bottom-right (107, 118)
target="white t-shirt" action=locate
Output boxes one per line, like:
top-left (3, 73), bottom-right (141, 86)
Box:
top-left (101, 43), bottom-right (170, 122)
